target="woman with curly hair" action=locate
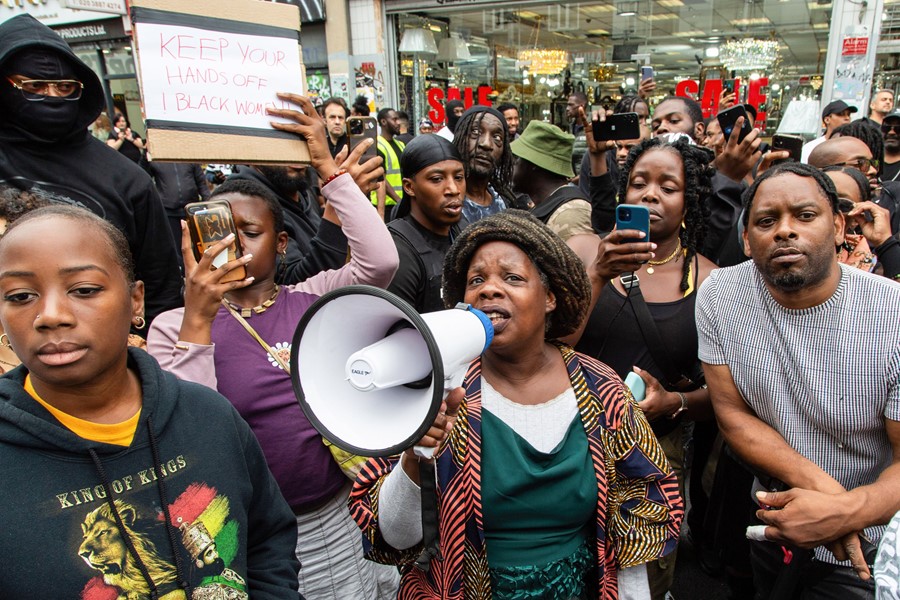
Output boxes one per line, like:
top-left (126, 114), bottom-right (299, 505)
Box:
top-left (574, 135), bottom-right (718, 599)
top-left (351, 210), bottom-right (682, 600)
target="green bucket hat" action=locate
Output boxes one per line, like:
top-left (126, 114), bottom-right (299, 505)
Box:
top-left (510, 120), bottom-right (575, 178)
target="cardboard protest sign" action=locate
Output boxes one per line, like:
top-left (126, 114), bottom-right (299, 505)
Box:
top-left (130, 0), bottom-right (309, 164)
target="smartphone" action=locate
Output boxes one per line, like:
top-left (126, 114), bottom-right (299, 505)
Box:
top-left (641, 66), bottom-right (654, 82)
top-left (594, 112), bottom-right (642, 141)
top-left (184, 200), bottom-right (246, 283)
top-left (624, 371), bottom-right (646, 402)
top-left (346, 116), bottom-right (378, 162)
top-left (771, 134), bottom-right (803, 163)
top-left (616, 204), bottom-right (651, 244)
top-left (716, 104), bottom-right (753, 144)
top-left (722, 79), bottom-right (736, 96)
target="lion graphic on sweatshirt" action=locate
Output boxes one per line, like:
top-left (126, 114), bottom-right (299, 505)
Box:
top-left (79, 500), bottom-right (183, 600)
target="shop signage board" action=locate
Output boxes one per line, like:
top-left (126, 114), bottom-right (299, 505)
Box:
top-left (130, 0), bottom-right (309, 164)
top-left (0, 0), bottom-right (113, 25)
top-left (60, 0), bottom-right (126, 15)
top-left (53, 16), bottom-right (126, 44)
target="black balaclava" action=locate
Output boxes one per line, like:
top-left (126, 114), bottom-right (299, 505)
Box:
top-left (0, 49), bottom-right (82, 141)
top-left (445, 100), bottom-right (465, 133)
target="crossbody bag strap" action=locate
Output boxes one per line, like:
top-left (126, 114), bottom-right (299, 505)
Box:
top-left (221, 300), bottom-right (290, 371)
top-left (619, 273), bottom-right (692, 390)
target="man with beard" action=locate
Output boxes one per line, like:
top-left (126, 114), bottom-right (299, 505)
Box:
top-left (0, 15), bottom-right (181, 324)
top-left (698, 162), bottom-right (900, 599)
top-left (452, 105), bottom-right (516, 224)
top-left (881, 109), bottom-right (900, 183)
top-left (807, 135), bottom-right (900, 238)
top-left (374, 107), bottom-right (405, 213)
top-left (435, 99), bottom-right (465, 142)
top-left (323, 98), bottom-right (349, 158)
top-left (228, 163), bottom-right (349, 283)
top-left (497, 103), bottom-right (520, 140)
top-left (386, 135), bottom-right (464, 313)
top-left (867, 89), bottom-right (894, 126)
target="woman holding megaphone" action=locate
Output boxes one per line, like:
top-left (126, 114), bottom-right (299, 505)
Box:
top-left (350, 210), bottom-right (683, 600)
top-left (148, 94), bottom-right (401, 600)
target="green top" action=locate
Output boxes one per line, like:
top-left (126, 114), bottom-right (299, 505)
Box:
top-left (481, 408), bottom-right (597, 569)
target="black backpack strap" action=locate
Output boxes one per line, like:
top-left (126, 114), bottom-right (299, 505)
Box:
top-left (620, 273), bottom-right (696, 390)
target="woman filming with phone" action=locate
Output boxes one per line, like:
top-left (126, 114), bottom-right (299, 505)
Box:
top-left (571, 135), bottom-right (718, 599)
top-left (148, 94), bottom-right (401, 600)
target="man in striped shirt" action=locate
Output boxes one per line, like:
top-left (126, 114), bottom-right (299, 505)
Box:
top-left (697, 162), bottom-right (900, 599)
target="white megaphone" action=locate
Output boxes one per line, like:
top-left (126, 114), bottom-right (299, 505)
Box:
top-left (290, 285), bottom-right (493, 457)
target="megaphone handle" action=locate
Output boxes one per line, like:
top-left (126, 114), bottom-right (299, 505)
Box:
top-left (414, 460), bottom-right (442, 571)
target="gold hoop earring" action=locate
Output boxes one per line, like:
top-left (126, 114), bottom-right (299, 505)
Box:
top-left (133, 316), bottom-right (146, 330)
top-left (0, 333), bottom-right (9, 348)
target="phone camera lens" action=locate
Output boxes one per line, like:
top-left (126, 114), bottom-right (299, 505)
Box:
top-left (350, 122), bottom-right (363, 134)
top-left (621, 208), bottom-right (631, 219)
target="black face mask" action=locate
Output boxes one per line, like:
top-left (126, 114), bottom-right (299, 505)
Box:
top-left (1, 48), bottom-right (83, 141)
top-left (0, 86), bottom-right (80, 140)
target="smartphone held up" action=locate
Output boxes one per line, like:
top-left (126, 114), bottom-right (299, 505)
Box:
top-left (185, 200), bottom-right (246, 283)
top-left (347, 116), bottom-right (378, 163)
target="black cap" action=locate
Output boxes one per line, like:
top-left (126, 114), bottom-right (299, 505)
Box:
top-left (883, 108), bottom-right (900, 122)
top-left (822, 100), bottom-right (858, 119)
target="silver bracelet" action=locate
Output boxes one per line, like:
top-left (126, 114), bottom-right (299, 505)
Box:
top-left (669, 391), bottom-right (688, 419)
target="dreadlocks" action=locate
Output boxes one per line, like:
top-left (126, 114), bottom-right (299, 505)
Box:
top-left (452, 110), bottom-right (516, 206)
top-left (742, 162), bottom-right (840, 228)
top-left (442, 210), bottom-right (591, 339)
top-left (616, 137), bottom-right (714, 292)
top-left (832, 120), bottom-right (885, 175)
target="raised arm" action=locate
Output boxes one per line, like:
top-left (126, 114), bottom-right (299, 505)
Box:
top-left (268, 93), bottom-right (398, 295)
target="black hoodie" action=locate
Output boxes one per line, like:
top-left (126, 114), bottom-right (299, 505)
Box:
top-left (228, 165), bottom-right (348, 284)
top-left (0, 348), bottom-right (300, 599)
top-left (0, 15), bottom-right (182, 324)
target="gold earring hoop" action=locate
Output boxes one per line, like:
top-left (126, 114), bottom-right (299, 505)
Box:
top-left (133, 316), bottom-right (146, 330)
top-left (0, 333), bottom-right (9, 348)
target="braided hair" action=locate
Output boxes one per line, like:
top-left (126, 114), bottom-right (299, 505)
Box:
top-left (822, 165), bottom-right (871, 203)
top-left (831, 120), bottom-right (884, 175)
top-left (742, 162), bottom-right (840, 227)
top-left (452, 110), bottom-right (516, 206)
top-left (614, 94), bottom-right (648, 115)
top-left (616, 137), bottom-right (714, 292)
top-left (442, 210), bottom-right (591, 339)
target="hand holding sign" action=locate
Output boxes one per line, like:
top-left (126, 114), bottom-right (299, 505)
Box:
top-left (131, 0), bottom-right (309, 164)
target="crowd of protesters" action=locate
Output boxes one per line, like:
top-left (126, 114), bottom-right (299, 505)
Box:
top-left (0, 12), bottom-right (898, 600)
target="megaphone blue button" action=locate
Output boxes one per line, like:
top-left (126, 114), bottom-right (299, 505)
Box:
top-left (457, 303), bottom-right (494, 352)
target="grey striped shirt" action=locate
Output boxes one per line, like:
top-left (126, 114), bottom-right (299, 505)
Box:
top-left (697, 262), bottom-right (900, 562)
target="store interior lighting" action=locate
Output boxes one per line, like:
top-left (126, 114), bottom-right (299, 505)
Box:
top-left (437, 36), bottom-right (471, 62)
top-left (617, 2), bottom-right (638, 17)
top-left (398, 27), bottom-right (439, 56)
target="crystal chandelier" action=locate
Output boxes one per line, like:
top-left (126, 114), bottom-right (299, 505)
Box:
top-left (517, 16), bottom-right (569, 75)
top-left (519, 49), bottom-right (570, 75)
top-left (720, 38), bottom-right (779, 71)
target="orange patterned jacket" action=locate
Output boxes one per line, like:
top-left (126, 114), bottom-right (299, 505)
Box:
top-left (350, 344), bottom-right (683, 599)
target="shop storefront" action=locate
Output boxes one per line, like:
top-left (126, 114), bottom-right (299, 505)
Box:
top-left (383, 0), bottom-right (840, 135)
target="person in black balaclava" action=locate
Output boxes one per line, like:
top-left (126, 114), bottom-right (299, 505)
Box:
top-left (435, 99), bottom-right (465, 142)
top-left (0, 14), bottom-right (182, 325)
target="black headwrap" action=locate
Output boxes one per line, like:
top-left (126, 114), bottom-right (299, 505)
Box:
top-left (394, 135), bottom-right (463, 219)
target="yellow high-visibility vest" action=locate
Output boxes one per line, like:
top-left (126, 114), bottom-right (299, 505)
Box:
top-left (371, 136), bottom-right (405, 206)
